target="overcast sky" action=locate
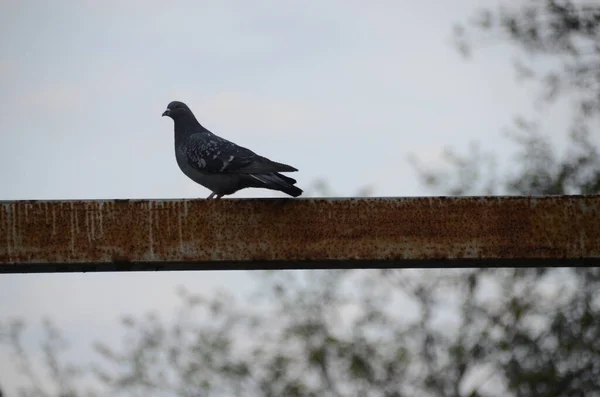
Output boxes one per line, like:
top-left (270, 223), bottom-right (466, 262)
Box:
top-left (0, 0), bottom-right (575, 394)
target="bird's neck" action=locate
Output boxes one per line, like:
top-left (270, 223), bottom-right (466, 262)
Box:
top-left (173, 117), bottom-right (210, 143)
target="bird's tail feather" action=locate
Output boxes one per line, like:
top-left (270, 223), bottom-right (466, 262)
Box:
top-left (275, 172), bottom-right (297, 185)
top-left (250, 173), bottom-right (303, 197)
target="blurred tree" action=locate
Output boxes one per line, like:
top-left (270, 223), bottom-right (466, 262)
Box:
top-left (417, 0), bottom-right (600, 197)
top-left (454, 0), bottom-right (600, 132)
top-left (0, 319), bottom-right (99, 397)
top-left (413, 2), bottom-right (600, 395)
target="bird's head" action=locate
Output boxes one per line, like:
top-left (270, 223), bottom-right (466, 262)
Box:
top-left (162, 101), bottom-right (193, 120)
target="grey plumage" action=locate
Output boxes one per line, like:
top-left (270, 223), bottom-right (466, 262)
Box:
top-left (162, 100), bottom-right (303, 199)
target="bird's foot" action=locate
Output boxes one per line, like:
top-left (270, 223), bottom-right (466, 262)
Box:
top-left (207, 192), bottom-right (216, 199)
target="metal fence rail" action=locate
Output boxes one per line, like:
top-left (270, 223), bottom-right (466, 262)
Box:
top-left (1, 196), bottom-right (599, 273)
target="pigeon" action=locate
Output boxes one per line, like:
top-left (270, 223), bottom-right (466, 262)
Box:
top-left (162, 100), bottom-right (303, 199)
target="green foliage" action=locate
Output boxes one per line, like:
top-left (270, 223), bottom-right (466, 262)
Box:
top-left (454, 0), bottom-right (600, 160)
top-left (417, 1), bottom-right (600, 198)
top-left (455, 1), bottom-right (600, 119)
top-left (411, 125), bottom-right (600, 196)
top-left (10, 267), bottom-right (596, 396)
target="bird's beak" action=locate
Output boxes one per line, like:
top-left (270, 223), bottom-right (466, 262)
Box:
top-left (162, 109), bottom-right (170, 117)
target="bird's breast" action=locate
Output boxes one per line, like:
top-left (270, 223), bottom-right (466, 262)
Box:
top-left (174, 146), bottom-right (242, 194)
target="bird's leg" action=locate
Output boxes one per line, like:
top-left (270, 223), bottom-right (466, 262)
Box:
top-left (207, 192), bottom-right (216, 199)
top-left (215, 194), bottom-right (224, 199)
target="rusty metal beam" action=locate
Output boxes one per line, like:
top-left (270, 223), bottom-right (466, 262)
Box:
top-left (1, 196), bottom-right (599, 273)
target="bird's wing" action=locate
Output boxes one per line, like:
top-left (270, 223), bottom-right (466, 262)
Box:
top-left (182, 133), bottom-right (297, 174)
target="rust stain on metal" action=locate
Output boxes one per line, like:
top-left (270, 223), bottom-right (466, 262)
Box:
top-left (0, 196), bottom-right (599, 272)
